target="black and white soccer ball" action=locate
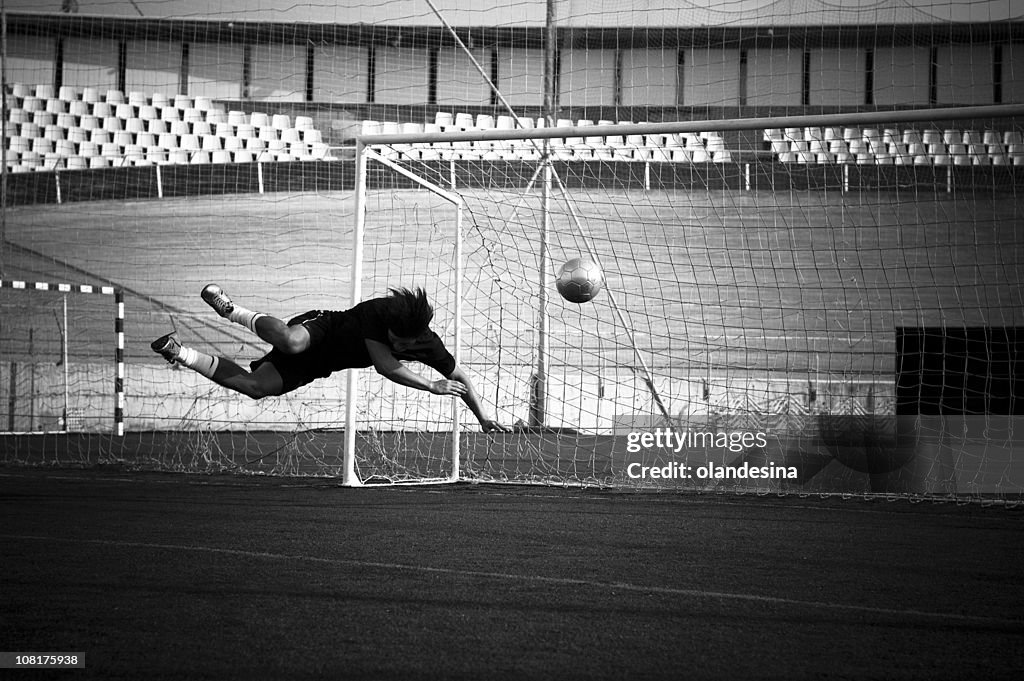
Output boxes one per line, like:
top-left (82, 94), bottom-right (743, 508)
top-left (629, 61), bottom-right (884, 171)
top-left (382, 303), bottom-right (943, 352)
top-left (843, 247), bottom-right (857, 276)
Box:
top-left (556, 257), bottom-right (604, 304)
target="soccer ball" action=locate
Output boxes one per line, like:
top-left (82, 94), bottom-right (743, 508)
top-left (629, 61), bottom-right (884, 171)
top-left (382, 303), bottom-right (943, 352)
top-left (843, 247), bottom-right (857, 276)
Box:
top-left (556, 257), bottom-right (604, 304)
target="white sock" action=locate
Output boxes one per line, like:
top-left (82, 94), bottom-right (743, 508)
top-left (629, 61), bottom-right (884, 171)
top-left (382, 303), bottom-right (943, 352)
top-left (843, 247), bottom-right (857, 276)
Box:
top-left (177, 346), bottom-right (220, 380)
top-left (227, 306), bottom-right (266, 334)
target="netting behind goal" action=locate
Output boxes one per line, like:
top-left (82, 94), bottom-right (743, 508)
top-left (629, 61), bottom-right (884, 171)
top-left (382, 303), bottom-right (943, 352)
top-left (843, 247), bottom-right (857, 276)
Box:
top-left (0, 281), bottom-right (121, 442)
top-left (351, 110), bottom-right (1024, 496)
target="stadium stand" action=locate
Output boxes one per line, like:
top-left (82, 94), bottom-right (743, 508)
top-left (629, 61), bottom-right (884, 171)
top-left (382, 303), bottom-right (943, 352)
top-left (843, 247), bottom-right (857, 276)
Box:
top-left (2, 84), bottom-right (334, 172)
top-left (764, 126), bottom-right (1024, 165)
top-left (361, 113), bottom-right (735, 162)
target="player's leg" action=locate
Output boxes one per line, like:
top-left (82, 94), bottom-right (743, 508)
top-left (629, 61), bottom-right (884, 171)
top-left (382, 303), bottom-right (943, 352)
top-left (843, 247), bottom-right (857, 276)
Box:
top-left (150, 333), bottom-right (285, 399)
top-left (201, 284), bottom-right (310, 355)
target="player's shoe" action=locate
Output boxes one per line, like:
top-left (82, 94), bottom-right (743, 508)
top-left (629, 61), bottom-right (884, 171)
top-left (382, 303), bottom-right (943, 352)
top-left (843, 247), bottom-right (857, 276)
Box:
top-left (201, 284), bottom-right (235, 318)
top-left (151, 333), bottom-right (182, 364)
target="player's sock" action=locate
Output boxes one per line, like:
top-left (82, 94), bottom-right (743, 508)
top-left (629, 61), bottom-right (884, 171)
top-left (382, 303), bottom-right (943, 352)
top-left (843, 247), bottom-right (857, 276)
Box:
top-left (177, 346), bottom-right (220, 380)
top-left (227, 306), bottom-right (267, 334)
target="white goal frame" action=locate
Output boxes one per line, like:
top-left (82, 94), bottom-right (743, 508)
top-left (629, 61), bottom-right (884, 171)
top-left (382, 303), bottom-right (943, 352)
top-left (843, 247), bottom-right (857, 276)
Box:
top-left (0, 279), bottom-right (125, 436)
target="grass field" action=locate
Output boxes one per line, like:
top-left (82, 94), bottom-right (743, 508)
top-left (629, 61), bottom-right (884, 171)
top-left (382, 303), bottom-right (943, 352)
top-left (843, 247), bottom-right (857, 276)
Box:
top-left (2, 469), bottom-right (1022, 680)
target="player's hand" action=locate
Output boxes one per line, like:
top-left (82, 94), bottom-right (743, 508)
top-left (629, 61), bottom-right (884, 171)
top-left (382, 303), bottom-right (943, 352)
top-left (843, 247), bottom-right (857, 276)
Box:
top-left (429, 379), bottom-right (467, 396)
top-left (479, 419), bottom-right (511, 433)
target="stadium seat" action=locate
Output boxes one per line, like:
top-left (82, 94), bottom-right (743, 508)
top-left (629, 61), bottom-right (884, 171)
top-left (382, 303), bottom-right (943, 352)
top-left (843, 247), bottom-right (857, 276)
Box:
top-left (201, 135), bottom-right (221, 151)
top-left (113, 130), bottom-right (133, 147)
top-left (66, 127), bottom-right (88, 144)
top-left (147, 119), bottom-right (169, 135)
top-left (103, 117), bottom-right (124, 133)
top-left (227, 110), bottom-right (247, 126)
top-left (145, 147), bottom-right (168, 164)
top-left (8, 136), bottom-right (30, 153)
top-left (169, 120), bottom-right (190, 136)
top-left (160, 106), bottom-right (182, 122)
top-left (168, 149), bottom-right (189, 164)
top-left (58, 86), bottom-right (79, 101)
top-left (45, 98), bottom-right (67, 115)
top-left (271, 114), bottom-right (291, 129)
top-left (89, 130), bottom-right (112, 146)
top-left (66, 156), bottom-right (88, 170)
top-left (125, 118), bottom-right (146, 135)
top-left (250, 112), bottom-right (270, 127)
top-left (189, 150), bottom-right (210, 164)
top-left (127, 92), bottom-right (147, 107)
top-left (22, 96), bottom-right (44, 113)
top-left (124, 144), bottom-right (145, 165)
top-left (294, 116), bottom-right (314, 130)
top-left (173, 94), bottom-right (193, 109)
top-left (11, 83), bottom-right (32, 98)
top-left (236, 123), bottom-right (255, 139)
top-left (55, 139), bottom-right (76, 157)
top-left (33, 111), bottom-right (56, 127)
top-left (178, 134), bottom-right (200, 152)
top-left (135, 132), bottom-right (156, 148)
top-left (151, 92), bottom-right (169, 108)
top-left (211, 149), bottom-right (232, 164)
top-left (138, 105), bottom-right (159, 121)
top-left (105, 90), bottom-right (125, 104)
top-left (183, 108), bottom-right (204, 124)
top-left (193, 96), bottom-right (214, 111)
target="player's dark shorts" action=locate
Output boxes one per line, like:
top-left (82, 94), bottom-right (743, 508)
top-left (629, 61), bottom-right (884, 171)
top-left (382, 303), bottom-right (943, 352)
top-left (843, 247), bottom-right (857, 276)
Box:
top-left (249, 310), bottom-right (337, 394)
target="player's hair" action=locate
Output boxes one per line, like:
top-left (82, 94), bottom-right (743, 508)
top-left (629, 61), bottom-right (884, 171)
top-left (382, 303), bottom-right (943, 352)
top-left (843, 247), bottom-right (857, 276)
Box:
top-left (386, 287), bottom-right (434, 338)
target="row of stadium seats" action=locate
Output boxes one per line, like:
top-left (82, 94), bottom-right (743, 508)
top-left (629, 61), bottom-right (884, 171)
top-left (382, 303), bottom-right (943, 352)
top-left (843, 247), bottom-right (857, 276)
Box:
top-left (765, 127), bottom-right (1024, 165)
top-left (362, 113), bottom-right (734, 163)
top-left (3, 83), bottom-right (334, 171)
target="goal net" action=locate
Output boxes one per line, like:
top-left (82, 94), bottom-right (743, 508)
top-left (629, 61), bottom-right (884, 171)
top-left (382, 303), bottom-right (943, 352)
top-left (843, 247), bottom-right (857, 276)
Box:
top-left (0, 280), bottom-right (122, 446)
top-left (349, 108), bottom-right (1024, 496)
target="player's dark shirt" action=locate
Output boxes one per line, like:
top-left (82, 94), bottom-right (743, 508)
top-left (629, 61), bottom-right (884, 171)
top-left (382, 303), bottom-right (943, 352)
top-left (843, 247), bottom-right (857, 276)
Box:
top-left (295, 298), bottom-right (456, 376)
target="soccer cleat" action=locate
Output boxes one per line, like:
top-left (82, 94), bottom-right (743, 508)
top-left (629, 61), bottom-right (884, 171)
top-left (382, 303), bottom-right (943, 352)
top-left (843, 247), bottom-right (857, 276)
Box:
top-left (201, 283), bottom-right (235, 318)
top-left (151, 333), bottom-right (182, 364)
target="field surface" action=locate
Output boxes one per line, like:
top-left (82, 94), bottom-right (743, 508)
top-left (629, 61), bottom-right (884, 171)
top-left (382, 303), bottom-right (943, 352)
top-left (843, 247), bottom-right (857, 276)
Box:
top-left (1, 468), bottom-right (1022, 680)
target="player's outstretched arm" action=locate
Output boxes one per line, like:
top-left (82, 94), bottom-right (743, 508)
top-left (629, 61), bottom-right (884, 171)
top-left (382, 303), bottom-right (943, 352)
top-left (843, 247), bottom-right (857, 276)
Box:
top-left (446, 366), bottom-right (510, 433)
top-left (366, 339), bottom-right (466, 396)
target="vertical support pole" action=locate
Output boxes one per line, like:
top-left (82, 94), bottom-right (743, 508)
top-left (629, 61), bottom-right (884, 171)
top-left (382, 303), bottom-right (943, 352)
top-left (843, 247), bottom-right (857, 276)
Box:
top-left (155, 163), bottom-right (163, 199)
top-left (532, 156), bottom-right (551, 427)
top-left (450, 203), bottom-right (464, 481)
top-left (114, 288), bottom-right (124, 436)
top-left (343, 140), bottom-right (368, 486)
top-left (62, 295), bottom-right (69, 431)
